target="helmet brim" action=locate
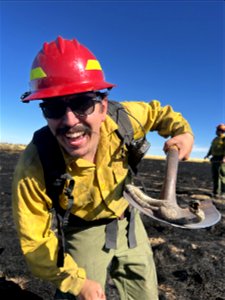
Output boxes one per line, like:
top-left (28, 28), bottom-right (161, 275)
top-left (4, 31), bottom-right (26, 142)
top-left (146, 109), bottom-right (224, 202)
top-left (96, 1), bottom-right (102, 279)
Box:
top-left (22, 81), bottom-right (116, 102)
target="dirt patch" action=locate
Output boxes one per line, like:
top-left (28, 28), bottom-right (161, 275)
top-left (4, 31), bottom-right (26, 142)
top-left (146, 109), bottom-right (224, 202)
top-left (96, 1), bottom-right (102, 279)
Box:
top-left (0, 148), bottom-right (224, 299)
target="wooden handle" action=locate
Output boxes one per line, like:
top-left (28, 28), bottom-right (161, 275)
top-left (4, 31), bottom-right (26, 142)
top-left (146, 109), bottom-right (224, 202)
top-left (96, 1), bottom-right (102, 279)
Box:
top-left (159, 145), bottom-right (179, 202)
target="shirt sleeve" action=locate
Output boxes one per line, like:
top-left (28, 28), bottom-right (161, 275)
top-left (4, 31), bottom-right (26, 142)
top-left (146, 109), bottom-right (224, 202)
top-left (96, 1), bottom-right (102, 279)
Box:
top-left (12, 144), bottom-right (86, 296)
top-left (121, 99), bottom-right (193, 139)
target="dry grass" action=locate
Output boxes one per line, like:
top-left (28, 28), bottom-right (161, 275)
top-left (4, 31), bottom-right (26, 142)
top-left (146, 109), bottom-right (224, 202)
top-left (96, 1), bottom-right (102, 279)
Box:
top-left (0, 143), bottom-right (26, 152)
top-left (0, 143), bottom-right (208, 163)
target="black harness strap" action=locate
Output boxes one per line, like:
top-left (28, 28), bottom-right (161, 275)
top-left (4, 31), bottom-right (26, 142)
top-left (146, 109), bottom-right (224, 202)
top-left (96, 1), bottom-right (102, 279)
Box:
top-left (33, 126), bottom-right (70, 267)
top-left (107, 101), bottom-right (134, 146)
top-left (108, 101), bottom-right (150, 174)
top-left (105, 219), bottom-right (118, 250)
top-left (104, 208), bottom-right (137, 250)
top-left (33, 126), bottom-right (66, 204)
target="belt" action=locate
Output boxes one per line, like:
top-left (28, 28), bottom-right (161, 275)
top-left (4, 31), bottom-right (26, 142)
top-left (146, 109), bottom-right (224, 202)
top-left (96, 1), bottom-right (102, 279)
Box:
top-left (68, 214), bottom-right (113, 227)
top-left (67, 208), bottom-right (137, 250)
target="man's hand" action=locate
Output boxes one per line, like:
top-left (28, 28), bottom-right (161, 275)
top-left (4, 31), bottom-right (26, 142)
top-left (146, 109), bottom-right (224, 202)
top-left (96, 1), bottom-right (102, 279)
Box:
top-left (77, 279), bottom-right (106, 300)
top-left (163, 132), bottom-right (194, 160)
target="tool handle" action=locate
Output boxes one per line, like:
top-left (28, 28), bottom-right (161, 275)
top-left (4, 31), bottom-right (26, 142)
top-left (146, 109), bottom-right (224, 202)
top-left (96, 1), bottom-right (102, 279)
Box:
top-left (159, 146), bottom-right (179, 202)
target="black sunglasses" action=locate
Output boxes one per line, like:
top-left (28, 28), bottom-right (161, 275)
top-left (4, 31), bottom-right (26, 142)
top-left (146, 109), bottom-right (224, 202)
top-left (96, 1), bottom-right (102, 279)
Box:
top-left (40, 93), bottom-right (104, 119)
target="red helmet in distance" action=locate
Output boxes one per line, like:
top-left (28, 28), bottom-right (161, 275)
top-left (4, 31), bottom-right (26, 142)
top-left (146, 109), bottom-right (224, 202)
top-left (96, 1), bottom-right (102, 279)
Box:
top-left (216, 124), bottom-right (225, 133)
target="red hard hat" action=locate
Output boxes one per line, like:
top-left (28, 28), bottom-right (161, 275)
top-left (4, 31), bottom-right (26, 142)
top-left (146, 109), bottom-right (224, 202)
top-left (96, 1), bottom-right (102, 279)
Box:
top-left (21, 36), bottom-right (116, 102)
top-left (216, 124), bottom-right (225, 132)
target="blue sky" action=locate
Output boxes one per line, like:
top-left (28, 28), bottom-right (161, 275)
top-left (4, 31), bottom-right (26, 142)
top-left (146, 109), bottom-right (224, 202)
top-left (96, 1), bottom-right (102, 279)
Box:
top-left (1, 0), bottom-right (224, 158)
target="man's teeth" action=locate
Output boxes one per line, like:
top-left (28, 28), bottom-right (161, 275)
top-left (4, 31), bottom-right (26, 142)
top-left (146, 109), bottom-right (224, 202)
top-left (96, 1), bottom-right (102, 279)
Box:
top-left (66, 131), bottom-right (85, 138)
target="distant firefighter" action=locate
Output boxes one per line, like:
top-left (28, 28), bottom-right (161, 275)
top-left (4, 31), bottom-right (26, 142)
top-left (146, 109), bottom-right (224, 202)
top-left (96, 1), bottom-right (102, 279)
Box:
top-left (204, 124), bottom-right (225, 199)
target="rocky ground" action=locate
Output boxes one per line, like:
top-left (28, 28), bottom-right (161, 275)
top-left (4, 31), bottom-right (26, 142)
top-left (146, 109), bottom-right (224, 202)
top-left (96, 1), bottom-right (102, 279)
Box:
top-left (0, 146), bottom-right (224, 299)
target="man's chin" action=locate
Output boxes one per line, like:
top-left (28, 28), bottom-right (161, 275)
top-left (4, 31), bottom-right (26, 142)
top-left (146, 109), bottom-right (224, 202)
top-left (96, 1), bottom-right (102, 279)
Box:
top-left (63, 146), bottom-right (83, 158)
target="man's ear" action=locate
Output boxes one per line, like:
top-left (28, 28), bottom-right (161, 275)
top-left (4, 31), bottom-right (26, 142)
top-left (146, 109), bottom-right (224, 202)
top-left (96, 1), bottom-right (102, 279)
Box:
top-left (100, 97), bottom-right (108, 122)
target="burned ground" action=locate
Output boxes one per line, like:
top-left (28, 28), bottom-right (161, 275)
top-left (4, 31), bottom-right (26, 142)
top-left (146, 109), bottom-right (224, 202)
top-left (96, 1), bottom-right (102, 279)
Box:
top-left (0, 148), bottom-right (224, 299)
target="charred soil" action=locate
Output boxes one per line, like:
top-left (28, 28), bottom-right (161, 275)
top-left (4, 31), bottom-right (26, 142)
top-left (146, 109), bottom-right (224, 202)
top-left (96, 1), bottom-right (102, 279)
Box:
top-left (0, 148), bottom-right (224, 299)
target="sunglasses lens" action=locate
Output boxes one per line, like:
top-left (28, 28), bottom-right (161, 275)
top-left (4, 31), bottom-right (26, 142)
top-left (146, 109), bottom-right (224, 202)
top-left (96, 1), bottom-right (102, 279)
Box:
top-left (40, 102), bottom-right (66, 119)
top-left (40, 94), bottom-right (101, 119)
top-left (70, 97), bottom-right (95, 116)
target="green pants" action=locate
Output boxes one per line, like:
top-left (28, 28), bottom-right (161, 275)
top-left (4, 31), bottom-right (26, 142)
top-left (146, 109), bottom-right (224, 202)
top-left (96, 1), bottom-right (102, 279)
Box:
top-left (211, 161), bottom-right (225, 195)
top-left (55, 210), bottom-right (158, 299)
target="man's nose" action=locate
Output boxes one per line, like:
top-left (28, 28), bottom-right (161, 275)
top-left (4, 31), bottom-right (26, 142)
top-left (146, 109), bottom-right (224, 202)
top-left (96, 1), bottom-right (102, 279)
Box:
top-left (62, 107), bottom-right (80, 125)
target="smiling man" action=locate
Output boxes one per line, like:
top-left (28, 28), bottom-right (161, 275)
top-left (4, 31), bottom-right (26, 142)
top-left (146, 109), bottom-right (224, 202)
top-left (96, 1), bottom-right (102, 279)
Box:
top-left (12, 36), bottom-right (194, 300)
top-left (40, 92), bottom-right (107, 161)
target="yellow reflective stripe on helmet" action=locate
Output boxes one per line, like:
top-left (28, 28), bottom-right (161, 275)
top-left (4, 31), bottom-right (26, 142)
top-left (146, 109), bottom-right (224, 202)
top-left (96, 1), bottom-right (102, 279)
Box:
top-left (85, 59), bottom-right (102, 70)
top-left (30, 67), bottom-right (47, 80)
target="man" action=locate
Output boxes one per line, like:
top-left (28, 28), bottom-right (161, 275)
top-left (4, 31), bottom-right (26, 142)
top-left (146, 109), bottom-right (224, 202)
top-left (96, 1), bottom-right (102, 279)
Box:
top-left (12, 36), bottom-right (194, 300)
top-left (204, 124), bottom-right (225, 199)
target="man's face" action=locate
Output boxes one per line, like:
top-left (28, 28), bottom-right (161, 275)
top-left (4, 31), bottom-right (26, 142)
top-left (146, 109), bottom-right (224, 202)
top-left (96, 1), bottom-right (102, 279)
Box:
top-left (216, 129), bottom-right (225, 137)
top-left (40, 92), bottom-right (108, 162)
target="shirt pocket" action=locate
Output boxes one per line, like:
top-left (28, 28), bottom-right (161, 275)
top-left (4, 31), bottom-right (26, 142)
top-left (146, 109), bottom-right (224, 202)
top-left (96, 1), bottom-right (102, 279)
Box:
top-left (111, 160), bottom-right (129, 184)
